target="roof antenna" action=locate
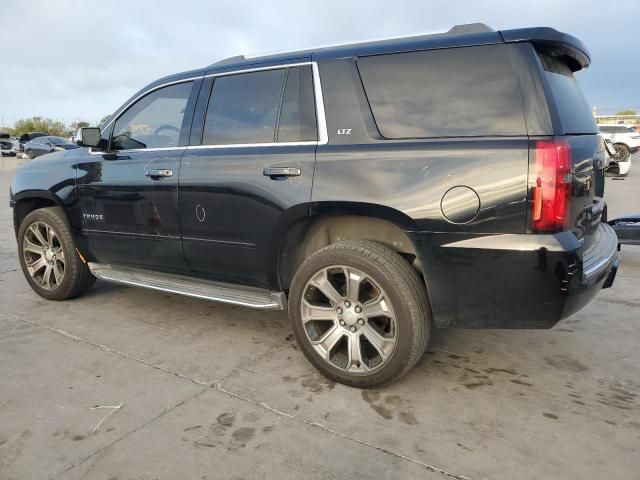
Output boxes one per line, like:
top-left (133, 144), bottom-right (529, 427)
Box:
top-left (447, 23), bottom-right (494, 34)
top-left (208, 55), bottom-right (246, 68)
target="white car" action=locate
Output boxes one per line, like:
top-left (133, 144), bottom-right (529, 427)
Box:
top-left (604, 138), bottom-right (631, 176)
top-left (598, 124), bottom-right (640, 162)
top-left (0, 139), bottom-right (18, 157)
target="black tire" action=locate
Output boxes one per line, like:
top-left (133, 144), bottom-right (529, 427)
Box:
top-left (26, 149), bottom-right (34, 159)
top-left (613, 143), bottom-right (630, 162)
top-left (289, 240), bottom-right (430, 387)
top-left (18, 207), bottom-right (95, 300)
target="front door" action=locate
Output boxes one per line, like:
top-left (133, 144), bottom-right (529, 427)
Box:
top-left (76, 79), bottom-right (200, 274)
top-left (179, 63), bottom-right (320, 288)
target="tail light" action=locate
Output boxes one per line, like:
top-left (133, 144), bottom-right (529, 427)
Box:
top-left (531, 139), bottom-right (571, 232)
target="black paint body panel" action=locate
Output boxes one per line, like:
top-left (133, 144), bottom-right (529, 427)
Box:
top-left (179, 144), bottom-right (315, 288)
top-left (10, 26), bottom-right (617, 329)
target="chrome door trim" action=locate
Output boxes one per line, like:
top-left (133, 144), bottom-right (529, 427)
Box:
top-left (97, 60), bottom-right (328, 154)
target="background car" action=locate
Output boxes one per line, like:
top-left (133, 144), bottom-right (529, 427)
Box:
top-left (18, 132), bottom-right (47, 152)
top-left (604, 138), bottom-right (632, 176)
top-left (23, 135), bottom-right (80, 159)
top-left (598, 124), bottom-right (640, 162)
top-left (0, 139), bottom-right (19, 156)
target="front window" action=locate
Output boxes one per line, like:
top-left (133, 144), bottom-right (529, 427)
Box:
top-left (111, 82), bottom-right (193, 150)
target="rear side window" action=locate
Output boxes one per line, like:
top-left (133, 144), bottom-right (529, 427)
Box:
top-left (202, 66), bottom-right (317, 145)
top-left (357, 45), bottom-right (526, 138)
top-left (277, 66), bottom-right (317, 142)
top-left (203, 69), bottom-right (285, 145)
top-left (537, 52), bottom-right (597, 135)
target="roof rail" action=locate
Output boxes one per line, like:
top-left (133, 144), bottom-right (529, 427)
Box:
top-left (447, 23), bottom-right (495, 35)
top-left (208, 55), bottom-right (246, 68)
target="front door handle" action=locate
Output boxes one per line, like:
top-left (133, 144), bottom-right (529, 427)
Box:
top-left (263, 166), bottom-right (301, 179)
top-left (145, 169), bottom-right (173, 179)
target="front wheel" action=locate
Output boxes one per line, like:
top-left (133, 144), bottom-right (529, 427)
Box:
top-left (18, 207), bottom-right (95, 300)
top-left (612, 143), bottom-right (631, 162)
top-left (289, 240), bottom-right (430, 387)
top-left (26, 149), bottom-right (34, 159)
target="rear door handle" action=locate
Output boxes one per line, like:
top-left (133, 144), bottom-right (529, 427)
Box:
top-left (145, 169), bottom-right (173, 179)
top-left (263, 166), bottom-right (301, 179)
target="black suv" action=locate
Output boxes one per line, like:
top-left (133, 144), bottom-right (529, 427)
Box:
top-left (10, 24), bottom-right (620, 387)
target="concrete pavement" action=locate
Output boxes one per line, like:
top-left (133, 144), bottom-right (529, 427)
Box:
top-left (1, 156), bottom-right (638, 479)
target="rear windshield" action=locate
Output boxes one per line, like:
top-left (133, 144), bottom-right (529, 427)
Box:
top-left (537, 52), bottom-right (597, 135)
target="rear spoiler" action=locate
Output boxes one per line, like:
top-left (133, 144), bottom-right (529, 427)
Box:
top-left (499, 27), bottom-right (591, 72)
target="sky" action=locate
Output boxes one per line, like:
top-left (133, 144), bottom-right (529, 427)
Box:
top-left (1, 0), bottom-right (639, 128)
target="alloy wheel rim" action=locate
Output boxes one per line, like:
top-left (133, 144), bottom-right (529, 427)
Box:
top-left (22, 221), bottom-right (65, 291)
top-left (613, 145), bottom-right (626, 161)
top-left (300, 265), bottom-right (397, 373)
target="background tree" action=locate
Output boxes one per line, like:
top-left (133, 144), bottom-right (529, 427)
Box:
top-left (12, 117), bottom-right (67, 136)
top-left (70, 121), bottom-right (90, 132)
top-left (98, 115), bottom-right (111, 127)
top-left (615, 109), bottom-right (637, 116)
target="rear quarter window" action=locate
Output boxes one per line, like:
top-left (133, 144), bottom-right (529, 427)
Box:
top-left (537, 52), bottom-right (597, 135)
top-left (357, 44), bottom-right (527, 139)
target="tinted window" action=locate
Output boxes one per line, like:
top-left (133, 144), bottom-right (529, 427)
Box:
top-left (203, 69), bottom-right (286, 145)
top-left (357, 45), bottom-right (526, 138)
top-left (537, 52), bottom-right (597, 135)
top-left (277, 66), bottom-right (317, 142)
top-left (599, 126), bottom-right (614, 133)
top-left (111, 82), bottom-right (192, 150)
top-left (49, 136), bottom-right (70, 145)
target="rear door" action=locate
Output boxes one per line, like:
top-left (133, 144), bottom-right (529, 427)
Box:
top-left (179, 63), bottom-right (320, 289)
top-left (32, 138), bottom-right (49, 157)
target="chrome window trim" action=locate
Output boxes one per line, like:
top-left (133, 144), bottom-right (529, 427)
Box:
top-left (186, 141), bottom-right (318, 150)
top-left (311, 62), bottom-right (329, 144)
top-left (96, 61), bottom-right (328, 154)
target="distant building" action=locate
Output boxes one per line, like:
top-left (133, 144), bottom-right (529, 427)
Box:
top-left (594, 114), bottom-right (640, 125)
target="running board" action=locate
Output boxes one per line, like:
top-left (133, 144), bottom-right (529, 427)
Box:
top-left (88, 263), bottom-right (286, 310)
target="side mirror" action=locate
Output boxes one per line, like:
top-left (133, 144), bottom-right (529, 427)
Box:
top-left (78, 127), bottom-right (101, 147)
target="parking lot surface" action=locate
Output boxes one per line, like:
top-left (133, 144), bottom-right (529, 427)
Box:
top-left (1, 156), bottom-right (639, 480)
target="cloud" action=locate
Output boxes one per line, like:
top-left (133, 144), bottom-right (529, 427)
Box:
top-left (1, 0), bottom-right (638, 126)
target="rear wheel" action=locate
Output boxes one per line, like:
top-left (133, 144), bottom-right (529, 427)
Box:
top-left (26, 149), bottom-right (34, 159)
top-left (289, 240), bottom-right (430, 387)
top-left (18, 207), bottom-right (95, 300)
top-left (612, 143), bottom-right (630, 162)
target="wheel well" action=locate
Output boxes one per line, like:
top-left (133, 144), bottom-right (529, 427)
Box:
top-left (278, 215), bottom-right (421, 290)
top-left (13, 197), bottom-right (57, 233)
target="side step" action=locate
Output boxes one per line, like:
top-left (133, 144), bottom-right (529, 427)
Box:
top-left (88, 263), bottom-right (286, 310)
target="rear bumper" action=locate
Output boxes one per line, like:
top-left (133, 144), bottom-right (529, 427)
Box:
top-left (409, 223), bottom-right (619, 329)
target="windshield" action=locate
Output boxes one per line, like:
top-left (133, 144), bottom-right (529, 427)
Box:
top-left (49, 136), bottom-right (72, 145)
